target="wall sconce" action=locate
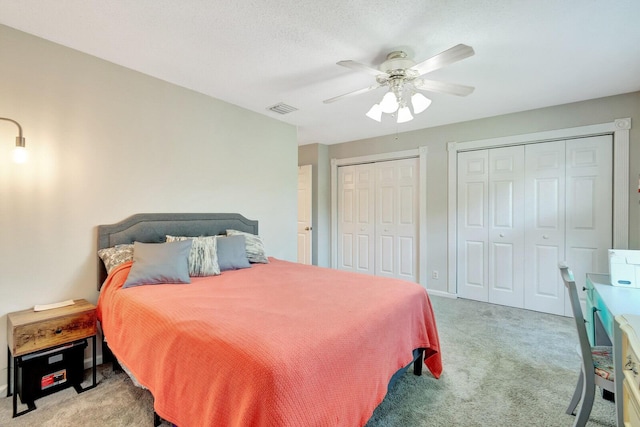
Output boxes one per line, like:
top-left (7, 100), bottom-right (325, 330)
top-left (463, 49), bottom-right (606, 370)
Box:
top-left (0, 117), bottom-right (27, 163)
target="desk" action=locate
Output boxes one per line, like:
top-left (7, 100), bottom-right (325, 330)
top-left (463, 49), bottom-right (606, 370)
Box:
top-left (585, 274), bottom-right (640, 427)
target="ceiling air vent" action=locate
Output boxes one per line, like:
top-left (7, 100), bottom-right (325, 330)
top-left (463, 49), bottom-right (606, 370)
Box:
top-left (267, 102), bottom-right (298, 115)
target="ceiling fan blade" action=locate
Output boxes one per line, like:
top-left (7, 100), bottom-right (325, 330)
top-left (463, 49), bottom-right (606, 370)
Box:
top-left (412, 44), bottom-right (475, 76)
top-left (323, 83), bottom-right (383, 104)
top-left (413, 79), bottom-right (475, 96)
top-left (336, 60), bottom-right (383, 76)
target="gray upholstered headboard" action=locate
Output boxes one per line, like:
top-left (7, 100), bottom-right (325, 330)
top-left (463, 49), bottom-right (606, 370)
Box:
top-left (97, 213), bottom-right (258, 289)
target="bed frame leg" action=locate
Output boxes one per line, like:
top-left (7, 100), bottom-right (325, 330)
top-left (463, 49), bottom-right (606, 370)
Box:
top-left (413, 349), bottom-right (424, 376)
top-left (154, 411), bottom-right (161, 426)
top-left (102, 340), bottom-right (123, 372)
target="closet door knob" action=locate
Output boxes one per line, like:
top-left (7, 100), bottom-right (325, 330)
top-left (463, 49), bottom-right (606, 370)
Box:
top-left (542, 235), bottom-right (549, 239)
top-left (499, 233), bottom-right (504, 237)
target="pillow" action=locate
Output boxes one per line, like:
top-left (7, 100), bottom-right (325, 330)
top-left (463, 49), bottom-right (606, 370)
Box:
top-left (165, 235), bottom-right (220, 277)
top-left (216, 235), bottom-right (251, 271)
top-left (226, 229), bottom-right (269, 263)
top-left (98, 244), bottom-right (134, 274)
top-left (123, 240), bottom-right (192, 289)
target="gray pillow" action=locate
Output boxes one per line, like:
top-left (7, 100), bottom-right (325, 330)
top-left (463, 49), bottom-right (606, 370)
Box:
top-left (123, 240), bottom-right (192, 288)
top-left (165, 235), bottom-right (220, 277)
top-left (216, 235), bottom-right (251, 271)
top-left (226, 229), bottom-right (269, 263)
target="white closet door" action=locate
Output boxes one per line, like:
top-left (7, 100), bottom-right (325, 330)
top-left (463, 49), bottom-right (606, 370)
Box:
top-left (375, 158), bottom-right (419, 281)
top-left (524, 141), bottom-right (566, 315)
top-left (337, 164), bottom-right (375, 274)
top-left (457, 150), bottom-right (489, 301)
top-left (564, 135), bottom-right (612, 315)
top-left (488, 146), bottom-right (525, 307)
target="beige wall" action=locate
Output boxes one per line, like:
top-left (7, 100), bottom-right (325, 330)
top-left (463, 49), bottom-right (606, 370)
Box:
top-left (309, 92), bottom-right (640, 293)
top-left (0, 24), bottom-right (298, 388)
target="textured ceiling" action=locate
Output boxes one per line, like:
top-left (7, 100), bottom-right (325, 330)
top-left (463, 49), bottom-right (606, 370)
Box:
top-left (1, 0), bottom-right (639, 145)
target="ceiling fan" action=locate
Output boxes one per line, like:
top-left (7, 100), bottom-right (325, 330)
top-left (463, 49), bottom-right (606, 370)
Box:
top-left (323, 44), bottom-right (475, 123)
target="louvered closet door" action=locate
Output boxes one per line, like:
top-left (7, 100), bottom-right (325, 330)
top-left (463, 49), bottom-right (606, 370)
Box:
top-left (563, 135), bottom-right (612, 315)
top-left (457, 150), bottom-right (489, 301)
top-left (337, 164), bottom-right (375, 274)
top-left (375, 158), bottom-right (419, 282)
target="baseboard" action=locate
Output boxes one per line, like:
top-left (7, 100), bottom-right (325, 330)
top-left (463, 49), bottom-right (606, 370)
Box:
top-left (426, 289), bottom-right (458, 299)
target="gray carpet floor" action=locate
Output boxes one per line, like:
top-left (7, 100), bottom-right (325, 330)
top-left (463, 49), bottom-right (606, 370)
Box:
top-left (1, 296), bottom-right (616, 426)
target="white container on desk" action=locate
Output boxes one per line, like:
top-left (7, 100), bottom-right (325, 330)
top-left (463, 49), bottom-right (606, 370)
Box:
top-left (609, 250), bottom-right (640, 288)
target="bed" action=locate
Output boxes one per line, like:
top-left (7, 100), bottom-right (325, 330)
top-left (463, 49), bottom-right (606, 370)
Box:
top-left (96, 213), bottom-right (441, 427)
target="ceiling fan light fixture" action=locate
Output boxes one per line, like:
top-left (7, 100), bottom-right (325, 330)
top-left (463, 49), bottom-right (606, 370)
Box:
top-left (365, 104), bottom-right (383, 122)
top-left (379, 91), bottom-right (399, 114)
top-left (411, 92), bottom-right (432, 114)
top-left (396, 105), bottom-right (413, 123)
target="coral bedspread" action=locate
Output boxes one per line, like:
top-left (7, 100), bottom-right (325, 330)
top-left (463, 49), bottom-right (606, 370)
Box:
top-left (97, 258), bottom-right (441, 427)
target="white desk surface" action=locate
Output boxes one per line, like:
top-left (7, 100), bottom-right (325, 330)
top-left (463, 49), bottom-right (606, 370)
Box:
top-left (588, 273), bottom-right (640, 316)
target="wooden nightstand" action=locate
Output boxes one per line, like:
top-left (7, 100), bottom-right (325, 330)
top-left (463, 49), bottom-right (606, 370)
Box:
top-left (6, 299), bottom-right (97, 417)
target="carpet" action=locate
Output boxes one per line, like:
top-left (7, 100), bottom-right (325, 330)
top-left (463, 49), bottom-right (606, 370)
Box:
top-left (0, 296), bottom-right (616, 426)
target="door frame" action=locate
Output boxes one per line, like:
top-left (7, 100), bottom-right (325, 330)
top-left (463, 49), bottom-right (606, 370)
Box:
top-left (330, 147), bottom-right (428, 287)
top-left (447, 118), bottom-right (631, 295)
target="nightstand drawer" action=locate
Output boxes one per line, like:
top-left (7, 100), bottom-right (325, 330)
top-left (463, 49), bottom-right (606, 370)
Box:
top-left (7, 299), bottom-right (96, 357)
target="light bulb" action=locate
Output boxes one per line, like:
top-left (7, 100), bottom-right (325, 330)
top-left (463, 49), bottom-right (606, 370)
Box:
top-left (365, 104), bottom-right (382, 122)
top-left (12, 145), bottom-right (28, 164)
top-left (396, 106), bottom-right (413, 123)
top-left (379, 91), bottom-right (399, 114)
top-left (411, 92), bottom-right (432, 114)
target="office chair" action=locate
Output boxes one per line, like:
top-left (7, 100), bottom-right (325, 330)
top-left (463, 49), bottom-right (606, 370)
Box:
top-left (559, 262), bottom-right (615, 427)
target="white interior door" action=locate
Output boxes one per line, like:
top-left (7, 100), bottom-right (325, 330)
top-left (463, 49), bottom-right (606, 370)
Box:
top-left (375, 158), bottom-right (419, 281)
top-left (457, 150), bottom-right (489, 301)
top-left (297, 164), bottom-right (312, 265)
top-left (488, 146), bottom-right (525, 307)
top-left (524, 141), bottom-right (566, 315)
top-left (337, 163), bottom-right (375, 274)
top-left (564, 135), bottom-right (612, 315)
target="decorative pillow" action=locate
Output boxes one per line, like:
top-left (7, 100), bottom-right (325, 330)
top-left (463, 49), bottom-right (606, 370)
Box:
top-left (98, 244), bottom-right (134, 274)
top-left (216, 235), bottom-right (251, 271)
top-left (123, 240), bottom-right (192, 289)
top-left (165, 235), bottom-right (220, 277)
top-left (226, 229), bottom-right (269, 263)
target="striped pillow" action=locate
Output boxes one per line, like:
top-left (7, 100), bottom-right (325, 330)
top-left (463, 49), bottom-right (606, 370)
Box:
top-left (226, 229), bottom-right (269, 264)
top-left (165, 235), bottom-right (220, 277)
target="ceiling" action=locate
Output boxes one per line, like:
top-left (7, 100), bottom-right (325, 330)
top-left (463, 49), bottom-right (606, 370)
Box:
top-left (1, 1), bottom-right (639, 146)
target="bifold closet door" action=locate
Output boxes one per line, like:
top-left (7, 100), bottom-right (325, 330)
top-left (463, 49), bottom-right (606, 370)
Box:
top-left (457, 147), bottom-right (524, 306)
top-left (523, 141), bottom-right (567, 315)
top-left (337, 163), bottom-right (375, 274)
top-left (337, 158), bottom-right (419, 281)
top-left (523, 136), bottom-right (612, 315)
top-left (562, 136), bottom-right (612, 315)
top-left (375, 158), bottom-right (419, 282)
top-left (459, 137), bottom-right (612, 316)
